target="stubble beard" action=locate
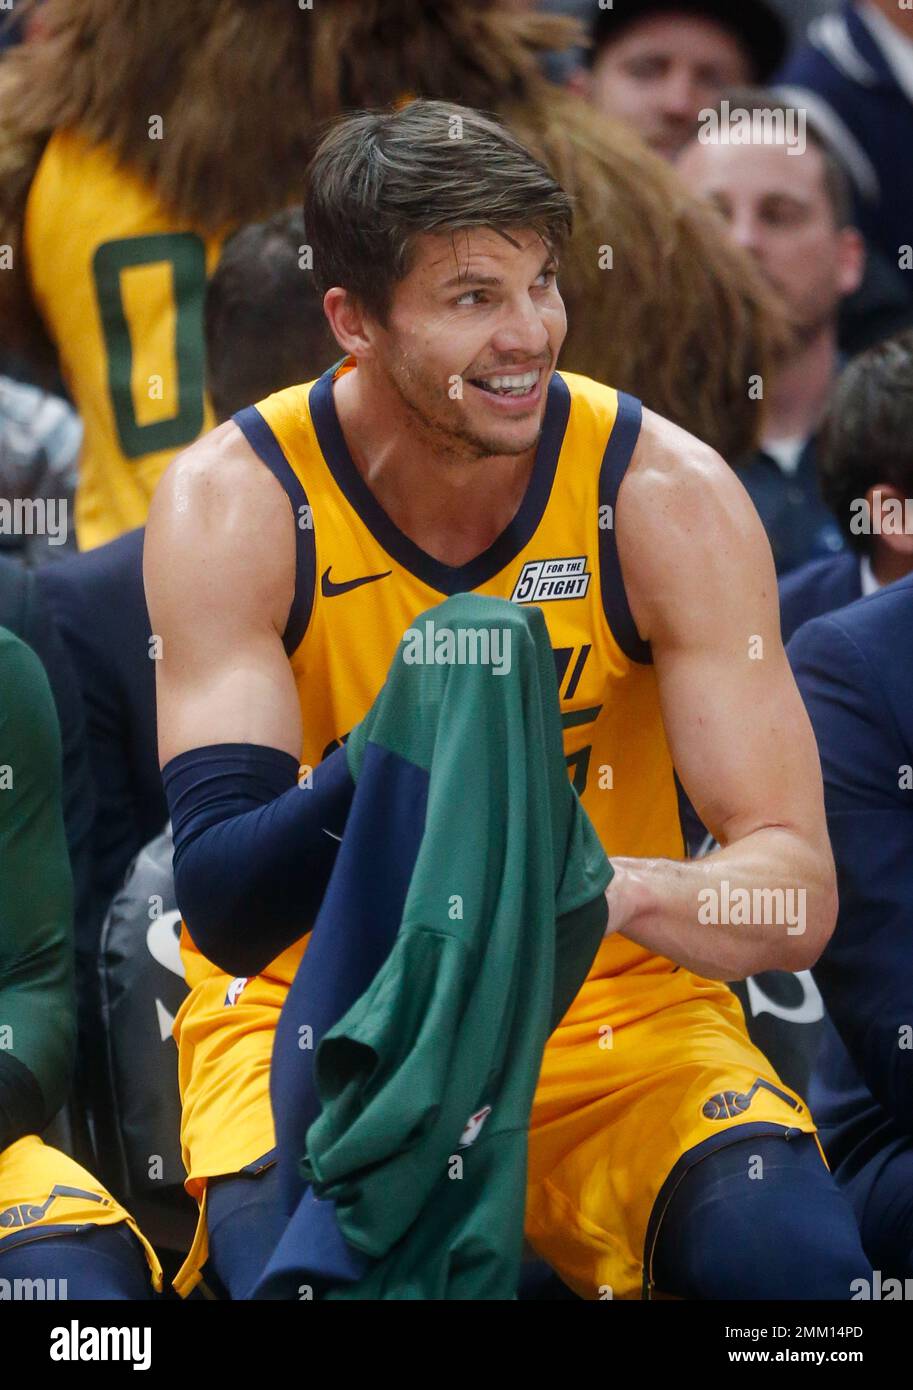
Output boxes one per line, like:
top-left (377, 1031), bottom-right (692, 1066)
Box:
top-left (384, 349), bottom-right (543, 465)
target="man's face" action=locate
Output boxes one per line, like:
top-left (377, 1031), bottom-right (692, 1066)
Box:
top-left (676, 138), bottom-right (862, 340)
top-left (589, 13), bottom-right (752, 160)
top-left (368, 226), bottom-right (567, 461)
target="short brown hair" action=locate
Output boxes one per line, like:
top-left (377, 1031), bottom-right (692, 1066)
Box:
top-left (205, 210), bottom-right (338, 421)
top-left (819, 332), bottom-right (913, 556)
top-left (303, 99), bottom-right (574, 322)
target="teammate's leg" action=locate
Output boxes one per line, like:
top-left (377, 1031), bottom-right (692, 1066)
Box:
top-left (204, 1165), bottom-right (287, 1300)
top-left (652, 1134), bottom-right (873, 1299)
top-left (0, 1224), bottom-right (153, 1299)
top-left (839, 1135), bottom-right (913, 1279)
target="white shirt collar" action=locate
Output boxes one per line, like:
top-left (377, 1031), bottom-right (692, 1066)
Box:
top-left (762, 436), bottom-right (807, 476)
top-left (859, 553), bottom-right (882, 597)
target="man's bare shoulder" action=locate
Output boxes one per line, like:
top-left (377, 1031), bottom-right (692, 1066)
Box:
top-left (145, 420), bottom-right (295, 631)
top-left (622, 406), bottom-right (762, 543)
top-left (150, 420), bottom-right (289, 529)
top-left (618, 408), bottom-right (775, 640)
top-left (628, 408), bottom-right (739, 497)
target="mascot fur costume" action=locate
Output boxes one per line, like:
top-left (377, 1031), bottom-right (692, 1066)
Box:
top-left (0, 0), bottom-right (784, 548)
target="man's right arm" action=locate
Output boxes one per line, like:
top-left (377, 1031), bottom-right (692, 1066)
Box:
top-left (145, 423), bottom-right (353, 975)
top-left (145, 420), bottom-right (302, 767)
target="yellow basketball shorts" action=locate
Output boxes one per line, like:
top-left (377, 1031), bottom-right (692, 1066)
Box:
top-left (0, 1135), bottom-right (163, 1292)
top-left (174, 958), bottom-right (820, 1300)
top-left (525, 967), bottom-right (820, 1299)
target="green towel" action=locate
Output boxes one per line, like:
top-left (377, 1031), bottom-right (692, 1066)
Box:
top-left (0, 627), bottom-right (75, 1151)
top-left (303, 595), bottom-right (612, 1298)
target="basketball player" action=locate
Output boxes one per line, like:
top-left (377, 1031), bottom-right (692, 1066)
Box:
top-left (145, 100), bottom-right (871, 1300)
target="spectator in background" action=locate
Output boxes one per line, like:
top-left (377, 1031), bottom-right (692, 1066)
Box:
top-left (37, 210), bottom-right (338, 966)
top-left (776, 1), bottom-right (913, 281)
top-left (203, 211), bottom-right (338, 423)
top-left (678, 91), bottom-right (865, 574)
top-left (781, 332), bottom-right (913, 641)
top-left (788, 574), bottom-right (913, 1283)
top-left (0, 375), bottom-right (79, 563)
top-left (579, 0), bottom-right (788, 160)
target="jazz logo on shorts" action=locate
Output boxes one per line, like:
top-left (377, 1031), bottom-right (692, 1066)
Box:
top-left (702, 1077), bottom-right (802, 1120)
top-left (1, 1185), bottom-right (108, 1229)
top-left (511, 557), bottom-right (591, 604)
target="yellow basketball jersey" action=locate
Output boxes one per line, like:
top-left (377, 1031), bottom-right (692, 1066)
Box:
top-left (23, 129), bottom-right (225, 549)
top-left (172, 358), bottom-right (820, 1301)
top-left (175, 359), bottom-right (689, 1177)
top-left (271, 360), bottom-right (682, 869)
top-left (206, 357), bottom-right (686, 960)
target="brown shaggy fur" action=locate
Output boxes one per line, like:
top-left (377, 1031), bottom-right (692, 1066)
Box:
top-left (0, 0), bottom-right (786, 456)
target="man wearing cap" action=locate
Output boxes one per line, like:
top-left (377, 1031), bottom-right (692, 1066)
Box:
top-left (580, 0), bottom-right (789, 160)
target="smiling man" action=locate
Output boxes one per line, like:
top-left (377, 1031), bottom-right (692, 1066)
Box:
top-left (145, 100), bottom-right (870, 1301)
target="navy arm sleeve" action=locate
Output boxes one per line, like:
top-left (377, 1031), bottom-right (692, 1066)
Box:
top-left (165, 742), bottom-right (354, 978)
top-left (789, 615), bottom-right (913, 1134)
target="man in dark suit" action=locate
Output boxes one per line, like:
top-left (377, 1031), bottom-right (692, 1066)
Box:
top-left (780, 331), bottom-right (913, 642)
top-left (779, 551), bottom-right (862, 644)
top-left (36, 527), bottom-right (162, 937)
top-left (788, 573), bottom-right (913, 1281)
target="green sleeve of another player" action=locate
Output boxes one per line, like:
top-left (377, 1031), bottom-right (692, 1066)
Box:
top-left (0, 628), bottom-right (76, 1152)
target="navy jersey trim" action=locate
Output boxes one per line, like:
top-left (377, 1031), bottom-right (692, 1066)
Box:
top-left (308, 365), bottom-right (571, 596)
top-left (238, 1146), bottom-right (278, 1177)
top-left (673, 768), bottom-right (700, 860)
top-left (598, 392), bottom-right (651, 665)
top-left (233, 405), bottom-right (316, 655)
